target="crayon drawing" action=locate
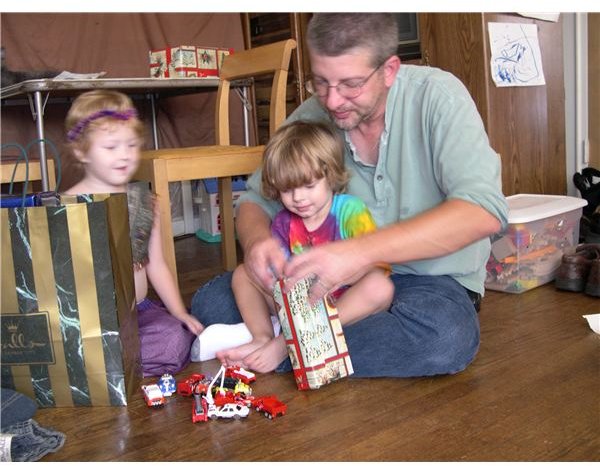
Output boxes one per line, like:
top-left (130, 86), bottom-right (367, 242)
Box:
top-left (488, 22), bottom-right (546, 87)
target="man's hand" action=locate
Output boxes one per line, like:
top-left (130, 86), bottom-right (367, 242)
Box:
top-left (243, 236), bottom-right (288, 293)
top-left (282, 239), bottom-right (368, 303)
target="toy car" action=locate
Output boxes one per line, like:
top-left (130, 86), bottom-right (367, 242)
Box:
top-left (158, 374), bottom-right (176, 396)
top-left (141, 384), bottom-right (166, 408)
top-left (192, 393), bottom-right (209, 423)
top-left (177, 373), bottom-right (206, 396)
top-left (208, 403), bottom-right (250, 420)
top-left (225, 366), bottom-right (256, 384)
top-left (252, 395), bottom-right (287, 420)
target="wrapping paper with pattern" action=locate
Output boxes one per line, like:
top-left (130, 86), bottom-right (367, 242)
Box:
top-left (273, 278), bottom-right (353, 390)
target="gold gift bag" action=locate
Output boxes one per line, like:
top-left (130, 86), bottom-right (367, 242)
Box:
top-left (1, 193), bottom-right (142, 407)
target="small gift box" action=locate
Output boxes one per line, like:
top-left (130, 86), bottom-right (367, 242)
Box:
top-left (149, 45), bottom-right (233, 78)
top-left (273, 278), bottom-right (353, 390)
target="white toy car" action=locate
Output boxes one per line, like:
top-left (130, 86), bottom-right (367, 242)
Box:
top-left (141, 384), bottom-right (166, 407)
top-left (208, 403), bottom-right (250, 420)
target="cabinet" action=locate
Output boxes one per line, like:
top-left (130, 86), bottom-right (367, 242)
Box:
top-left (241, 13), bottom-right (311, 145)
top-left (419, 13), bottom-right (567, 195)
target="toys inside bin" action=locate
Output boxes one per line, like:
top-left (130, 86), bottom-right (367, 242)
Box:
top-left (485, 194), bottom-right (587, 293)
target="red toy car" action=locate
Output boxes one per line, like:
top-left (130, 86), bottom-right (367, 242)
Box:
top-left (225, 366), bottom-right (256, 384)
top-left (177, 373), bottom-right (206, 396)
top-left (252, 395), bottom-right (287, 419)
top-left (192, 392), bottom-right (209, 423)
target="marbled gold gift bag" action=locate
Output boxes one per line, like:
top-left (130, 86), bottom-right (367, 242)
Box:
top-left (1, 193), bottom-right (141, 407)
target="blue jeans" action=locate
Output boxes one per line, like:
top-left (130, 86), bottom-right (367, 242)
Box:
top-left (190, 273), bottom-right (480, 378)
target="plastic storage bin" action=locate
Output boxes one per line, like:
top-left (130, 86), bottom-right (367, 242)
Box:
top-left (485, 194), bottom-right (587, 293)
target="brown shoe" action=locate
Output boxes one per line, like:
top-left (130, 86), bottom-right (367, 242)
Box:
top-left (555, 244), bottom-right (600, 292)
top-left (584, 258), bottom-right (600, 297)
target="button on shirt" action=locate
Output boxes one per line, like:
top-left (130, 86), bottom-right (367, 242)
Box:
top-left (238, 64), bottom-right (508, 295)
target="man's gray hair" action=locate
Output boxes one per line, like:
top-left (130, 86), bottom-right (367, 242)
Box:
top-left (306, 13), bottom-right (399, 67)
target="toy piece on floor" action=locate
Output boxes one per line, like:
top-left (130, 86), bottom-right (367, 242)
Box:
top-left (273, 277), bottom-right (354, 390)
top-left (192, 388), bottom-right (209, 423)
top-left (177, 373), bottom-right (207, 397)
top-left (207, 402), bottom-right (250, 420)
top-left (157, 374), bottom-right (177, 396)
top-left (251, 395), bottom-right (287, 420)
top-left (202, 365), bottom-right (250, 421)
top-left (225, 366), bottom-right (256, 384)
top-left (141, 384), bottom-right (166, 408)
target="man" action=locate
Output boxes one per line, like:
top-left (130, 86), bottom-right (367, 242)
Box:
top-left (191, 13), bottom-right (508, 377)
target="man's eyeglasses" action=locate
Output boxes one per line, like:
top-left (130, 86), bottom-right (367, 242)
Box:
top-left (305, 63), bottom-right (383, 99)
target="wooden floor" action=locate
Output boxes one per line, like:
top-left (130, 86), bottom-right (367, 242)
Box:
top-left (36, 235), bottom-right (600, 461)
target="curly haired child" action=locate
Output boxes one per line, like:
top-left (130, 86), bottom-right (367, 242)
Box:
top-left (218, 120), bottom-right (394, 373)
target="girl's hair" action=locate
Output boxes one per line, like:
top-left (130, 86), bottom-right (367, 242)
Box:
top-left (307, 13), bottom-right (399, 68)
top-left (261, 120), bottom-right (349, 200)
top-left (65, 90), bottom-right (144, 152)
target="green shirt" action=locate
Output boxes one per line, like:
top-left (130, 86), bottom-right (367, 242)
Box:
top-left (238, 64), bottom-right (508, 295)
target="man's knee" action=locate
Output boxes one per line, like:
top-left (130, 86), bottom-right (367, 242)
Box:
top-left (190, 272), bottom-right (240, 325)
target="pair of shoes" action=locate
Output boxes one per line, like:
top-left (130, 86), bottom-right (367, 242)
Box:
top-left (555, 243), bottom-right (600, 297)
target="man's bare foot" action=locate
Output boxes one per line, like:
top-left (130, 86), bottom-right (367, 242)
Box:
top-left (216, 338), bottom-right (268, 368)
top-left (242, 334), bottom-right (288, 373)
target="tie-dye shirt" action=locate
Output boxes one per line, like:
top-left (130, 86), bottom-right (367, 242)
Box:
top-left (271, 193), bottom-right (377, 256)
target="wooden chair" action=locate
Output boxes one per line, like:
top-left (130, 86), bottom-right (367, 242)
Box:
top-left (1, 158), bottom-right (56, 191)
top-left (134, 39), bottom-right (297, 283)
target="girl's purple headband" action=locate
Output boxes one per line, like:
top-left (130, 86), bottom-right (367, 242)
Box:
top-left (67, 108), bottom-right (138, 142)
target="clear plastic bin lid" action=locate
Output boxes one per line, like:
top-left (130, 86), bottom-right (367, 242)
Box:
top-left (506, 194), bottom-right (588, 223)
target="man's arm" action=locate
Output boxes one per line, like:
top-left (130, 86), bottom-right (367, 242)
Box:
top-left (283, 198), bottom-right (502, 297)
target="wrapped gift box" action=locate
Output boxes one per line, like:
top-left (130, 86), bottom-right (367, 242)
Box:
top-left (273, 278), bottom-right (353, 390)
top-left (149, 45), bottom-right (233, 78)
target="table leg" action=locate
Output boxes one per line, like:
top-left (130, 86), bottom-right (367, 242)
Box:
top-left (32, 90), bottom-right (49, 191)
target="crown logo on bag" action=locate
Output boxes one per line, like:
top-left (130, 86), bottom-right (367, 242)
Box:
top-left (6, 322), bottom-right (18, 332)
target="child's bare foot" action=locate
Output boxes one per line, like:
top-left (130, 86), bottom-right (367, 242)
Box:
top-left (242, 334), bottom-right (288, 373)
top-left (216, 338), bottom-right (269, 368)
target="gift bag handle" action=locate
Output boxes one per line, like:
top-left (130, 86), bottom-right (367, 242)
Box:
top-left (1, 138), bottom-right (62, 207)
top-left (1, 142), bottom-right (30, 207)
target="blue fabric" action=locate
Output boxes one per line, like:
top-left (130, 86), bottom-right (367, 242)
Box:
top-left (1, 419), bottom-right (66, 461)
top-left (0, 388), bottom-right (37, 428)
top-left (191, 272), bottom-right (479, 377)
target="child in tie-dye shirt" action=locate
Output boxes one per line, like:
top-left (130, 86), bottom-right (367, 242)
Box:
top-left (217, 120), bottom-right (393, 373)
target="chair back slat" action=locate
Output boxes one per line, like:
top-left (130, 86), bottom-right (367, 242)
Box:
top-left (215, 39), bottom-right (297, 145)
top-left (219, 39), bottom-right (297, 80)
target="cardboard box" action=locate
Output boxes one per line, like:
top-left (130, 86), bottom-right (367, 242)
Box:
top-left (149, 45), bottom-right (233, 78)
top-left (485, 194), bottom-right (587, 293)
